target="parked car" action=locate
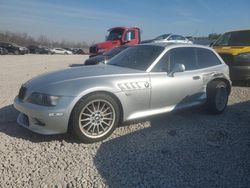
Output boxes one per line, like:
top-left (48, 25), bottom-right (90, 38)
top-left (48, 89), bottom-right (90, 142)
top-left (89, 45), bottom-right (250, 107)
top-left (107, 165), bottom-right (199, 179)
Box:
top-left (64, 48), bottom-right (74, 53)
top-left (0, 42), bottom-right (28, 55)
top-left (51, 48), bottom-right (73, 55)
top-left (0, 47), bottom-right (8, 55)
top-left (27, 45), bottom-right (54, 54)
top-left (84, 45), bottom-right (131, 65)
top-left (14, 43), bottom-right (231, 143)
top-left (212, 29), bottom-right (250, 81)
top-left (141, 34), bottom-right (193, 44)
top-left (27, 45), bottom-right (40, 54)
top-left (72, 48), bottom-right (85, 55)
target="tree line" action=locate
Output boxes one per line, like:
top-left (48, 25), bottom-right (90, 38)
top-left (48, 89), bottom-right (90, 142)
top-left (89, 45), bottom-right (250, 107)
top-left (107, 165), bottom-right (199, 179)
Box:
top-left (0, 31), bottom-right (89, 48)
top-left (208, 33), bottom-right (221, 40)
top-left (0, 30), bottom-right (222, 48)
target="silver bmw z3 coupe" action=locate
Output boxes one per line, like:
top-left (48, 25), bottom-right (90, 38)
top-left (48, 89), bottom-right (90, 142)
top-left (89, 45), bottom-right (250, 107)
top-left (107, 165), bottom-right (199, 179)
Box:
top-left (14, 43), bottom-right (231, 143)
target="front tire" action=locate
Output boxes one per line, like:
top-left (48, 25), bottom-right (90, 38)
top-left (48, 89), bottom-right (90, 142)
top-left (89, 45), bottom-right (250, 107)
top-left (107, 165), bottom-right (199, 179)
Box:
top-left (206, 81), bottom-right (229, 114)
top-left (70, 93), bottom-right (121, 143)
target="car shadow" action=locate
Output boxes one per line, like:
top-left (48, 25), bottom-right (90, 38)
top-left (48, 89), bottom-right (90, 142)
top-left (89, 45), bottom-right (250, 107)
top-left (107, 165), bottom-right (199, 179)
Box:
top-left (0, 101), bottom-right (250, 186)
top-left (94, 100), bottom-right (250, 188)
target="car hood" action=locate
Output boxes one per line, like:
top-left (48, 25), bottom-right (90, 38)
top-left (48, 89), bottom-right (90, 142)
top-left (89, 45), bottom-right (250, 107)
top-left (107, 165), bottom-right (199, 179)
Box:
top-left (95, 40), bottom-right (121, 49)
top-left (213, 46), bottom-right (250, 56)
top-left (24, 64), bottom-right (144, 89)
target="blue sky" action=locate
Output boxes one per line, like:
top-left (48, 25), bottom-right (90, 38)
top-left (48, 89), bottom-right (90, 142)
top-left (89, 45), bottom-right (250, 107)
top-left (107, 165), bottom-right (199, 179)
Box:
top-left (0, 0), bottom-right (249, 44)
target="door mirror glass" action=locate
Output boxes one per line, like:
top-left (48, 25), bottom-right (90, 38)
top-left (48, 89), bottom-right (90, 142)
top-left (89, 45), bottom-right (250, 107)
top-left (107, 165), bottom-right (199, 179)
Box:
top-left (168, 63), bottom-right (185, 77)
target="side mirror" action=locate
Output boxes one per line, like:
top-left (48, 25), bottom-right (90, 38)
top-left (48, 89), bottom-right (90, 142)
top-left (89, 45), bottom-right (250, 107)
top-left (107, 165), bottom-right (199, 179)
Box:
top-left (168, 64), bottom-right (185, 77)
top-left (209, 42), bottom-right (214, 47)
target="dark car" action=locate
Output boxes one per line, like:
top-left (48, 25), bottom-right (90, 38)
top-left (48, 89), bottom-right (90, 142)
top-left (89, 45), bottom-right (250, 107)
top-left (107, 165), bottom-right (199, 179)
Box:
top-left (0, 42), bottom-right (28, 55)
top-left (64, 48), bottom-right (85, 55)
top-left (0, 47), bottom-right (8, 55)
top-left (84, 45), bottom-right (131, 65)
top-left (72, 48), bottom-right (85, 54)
top-left (27, 45), bottom-right (54, 54)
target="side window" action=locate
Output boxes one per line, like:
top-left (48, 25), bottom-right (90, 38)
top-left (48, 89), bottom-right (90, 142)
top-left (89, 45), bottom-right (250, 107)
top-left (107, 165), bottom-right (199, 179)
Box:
top-left (125, 30), bottom-right (135, 41)
top-left (175, 35), bottom-right (185, 41)
top-left (152, 52), bottom-right (170, 72)
top-left (0, 43), bottom-right (7, 47)
top-left (196, 48), bottom-right (222, 68)
top-left (168, 35), bottom-right (176, 40)
top-left (169, 35), bottom-right (185, 41)
top-left (170, 47), bottom-right (197, 71)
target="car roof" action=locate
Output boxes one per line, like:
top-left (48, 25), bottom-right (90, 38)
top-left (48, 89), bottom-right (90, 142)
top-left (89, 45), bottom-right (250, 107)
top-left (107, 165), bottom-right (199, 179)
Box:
top-left (224, 29), bottom-right (250, 33)
top-left (138, 42), bottom-right (212, 50)
top-left (108, 26), bottom-right (140, 31)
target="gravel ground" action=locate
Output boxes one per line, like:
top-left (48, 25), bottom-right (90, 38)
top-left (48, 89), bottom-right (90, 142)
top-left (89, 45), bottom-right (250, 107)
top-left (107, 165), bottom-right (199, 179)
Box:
top-left (0, 55), bottom-right (249, 188)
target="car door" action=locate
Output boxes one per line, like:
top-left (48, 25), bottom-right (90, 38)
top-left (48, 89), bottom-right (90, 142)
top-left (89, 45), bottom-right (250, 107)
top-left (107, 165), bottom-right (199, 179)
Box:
top-left (149, 47), bottom-right (205, 110)
top-left (175, 35), bottom-right (187, 43)
top-left (167, 35), bottom-right (178, 43)
top-left (123, 30), bottom-right (137, 45)
top-left (56, 48), bottom-right (63, 54)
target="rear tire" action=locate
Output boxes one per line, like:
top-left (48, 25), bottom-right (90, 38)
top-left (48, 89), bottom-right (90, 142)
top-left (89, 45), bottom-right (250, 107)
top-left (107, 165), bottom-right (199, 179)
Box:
top-left (206, 81), bottom-right (229, 114)
top-left (70, 93), bottom-right (121, 143)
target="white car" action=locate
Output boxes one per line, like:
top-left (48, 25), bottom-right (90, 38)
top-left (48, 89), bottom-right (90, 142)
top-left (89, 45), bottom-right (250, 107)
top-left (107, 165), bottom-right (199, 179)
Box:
top-left (52, 48), bottom-right (73, 55)
top-left (154, 34), bottom-right (193, 44)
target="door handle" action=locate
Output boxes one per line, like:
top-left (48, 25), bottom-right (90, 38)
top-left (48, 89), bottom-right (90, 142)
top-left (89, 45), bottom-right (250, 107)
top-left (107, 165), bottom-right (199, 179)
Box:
top-left (193, 76), bottom-right (201, 80)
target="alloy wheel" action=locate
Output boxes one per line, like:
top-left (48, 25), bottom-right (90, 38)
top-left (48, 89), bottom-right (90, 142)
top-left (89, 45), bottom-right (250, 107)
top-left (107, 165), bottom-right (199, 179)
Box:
top-left (78, 99), bottom-right (115, 138)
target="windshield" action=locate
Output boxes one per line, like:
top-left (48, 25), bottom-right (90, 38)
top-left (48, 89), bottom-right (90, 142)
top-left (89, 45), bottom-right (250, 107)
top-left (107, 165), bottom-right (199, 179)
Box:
top-left (214, 30), bottom-right (250, 46)
top-left (108, 45), bottom-right (164, 71)
top-left (155, 34), bottom-right (171, 40)
top-left (104, 46), bottom-right (130, 57)
top-left (107, 29), bottom-right (124, 41)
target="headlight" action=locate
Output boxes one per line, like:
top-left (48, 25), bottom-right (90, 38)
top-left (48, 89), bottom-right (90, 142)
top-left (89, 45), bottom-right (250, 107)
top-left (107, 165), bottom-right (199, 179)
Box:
top-left (27, 92), bottom-right (60, 106)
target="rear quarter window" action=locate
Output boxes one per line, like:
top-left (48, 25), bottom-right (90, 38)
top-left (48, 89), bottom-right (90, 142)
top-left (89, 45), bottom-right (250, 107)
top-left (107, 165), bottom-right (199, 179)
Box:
top-left (196, 48), bottom-right (222, 68)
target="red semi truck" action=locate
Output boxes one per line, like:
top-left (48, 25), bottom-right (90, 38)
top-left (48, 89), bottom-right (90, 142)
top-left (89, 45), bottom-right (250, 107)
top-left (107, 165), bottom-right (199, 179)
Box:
top-left (89, 27), bottom-right (141, 56)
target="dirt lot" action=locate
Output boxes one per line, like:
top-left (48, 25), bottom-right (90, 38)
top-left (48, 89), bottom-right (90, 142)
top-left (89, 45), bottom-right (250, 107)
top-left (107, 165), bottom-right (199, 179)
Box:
top-left (0, 55), bottom-right (249, 187)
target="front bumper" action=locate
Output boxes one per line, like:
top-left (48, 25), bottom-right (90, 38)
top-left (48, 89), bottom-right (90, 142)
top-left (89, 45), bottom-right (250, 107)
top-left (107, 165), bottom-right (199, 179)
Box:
top-left (14, 96), bottom-right (74, 135)
top-left (229, 66), bottom-right (250, 81)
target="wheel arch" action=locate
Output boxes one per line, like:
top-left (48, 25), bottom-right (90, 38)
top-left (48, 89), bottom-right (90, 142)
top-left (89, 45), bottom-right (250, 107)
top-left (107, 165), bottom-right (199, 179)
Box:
top-left (207, 78), bottom-right (231, 94)
top-left (67, 90), bottom-right (124, 133)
